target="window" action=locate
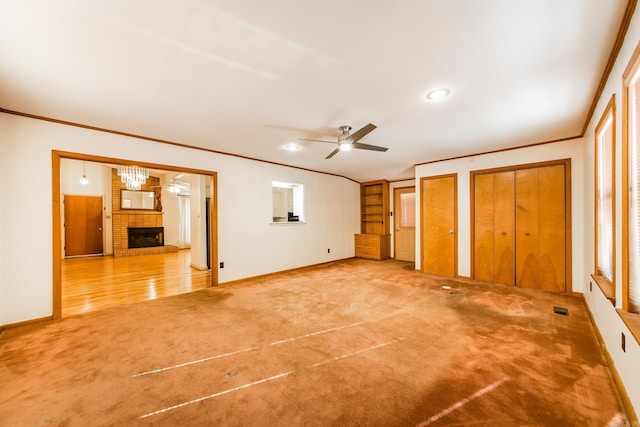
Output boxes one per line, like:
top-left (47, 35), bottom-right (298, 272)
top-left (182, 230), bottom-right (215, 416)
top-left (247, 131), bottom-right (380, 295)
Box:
top-left (272, 181), bottom-right (304, 223)
top-left (399, 192), bottom-right (416, 228)
top-left (594, 95), bottom-right (615, 297)
top-left (623, 45), bottom-right (640, 314)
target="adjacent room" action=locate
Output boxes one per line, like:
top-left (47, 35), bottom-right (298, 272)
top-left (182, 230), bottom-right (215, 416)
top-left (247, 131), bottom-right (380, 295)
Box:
top-left (1, 0), bottom-right (639, 425)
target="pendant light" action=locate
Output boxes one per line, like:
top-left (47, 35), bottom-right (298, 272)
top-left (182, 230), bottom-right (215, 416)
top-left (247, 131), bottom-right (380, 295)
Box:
top-left (80, 161), bottom-right (89, 185)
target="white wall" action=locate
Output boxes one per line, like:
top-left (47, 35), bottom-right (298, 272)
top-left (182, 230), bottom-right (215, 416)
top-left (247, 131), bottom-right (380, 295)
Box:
top-left (581, 6), bottom-right (640, 414)
top-left (189, 174), bottom-right (208, 270)
top-left (0, 120), bottom-right (6, 325)
top-left (217, 154), bottom-right (360, 278)
top-left (415, 139), bottom-right (584, 287)
top-left (0, 113), bottom-right (360, 325)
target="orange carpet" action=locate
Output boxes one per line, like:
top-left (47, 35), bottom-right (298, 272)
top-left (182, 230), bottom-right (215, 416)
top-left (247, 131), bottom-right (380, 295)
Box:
top-left (0, 259), bottom-right (628, 425)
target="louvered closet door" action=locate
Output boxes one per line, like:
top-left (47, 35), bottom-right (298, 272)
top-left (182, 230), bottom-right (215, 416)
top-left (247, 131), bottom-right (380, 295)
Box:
top-left (515, 165), bottom-right (566, 293)
top-left (474, 171), bottom-right (515, 285)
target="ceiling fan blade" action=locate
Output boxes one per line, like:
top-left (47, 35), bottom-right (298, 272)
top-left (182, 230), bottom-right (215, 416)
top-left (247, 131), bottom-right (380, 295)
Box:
top-left (297, 138), bottom-right (336, 144)
top-left (352, 142), bottom-right (388, 152)
top-left (325, 148), bottom-right (340, 159)
top-left (349, 123), bottom-right (377, 143)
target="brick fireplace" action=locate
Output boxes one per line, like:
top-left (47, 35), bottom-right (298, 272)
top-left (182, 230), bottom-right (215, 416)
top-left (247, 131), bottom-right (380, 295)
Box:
top-left (111, 169), bottom-right (178, 257)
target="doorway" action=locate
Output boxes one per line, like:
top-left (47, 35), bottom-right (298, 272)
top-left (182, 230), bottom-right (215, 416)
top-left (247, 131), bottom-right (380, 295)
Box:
top-left (64, 195), bottom-right (104, 257)
top-left (52, 151), bottom-right (218, 319)
top-left (393, 187), bottom-right (415, 262)
top-left (421, 174), bottom-right (457, 276)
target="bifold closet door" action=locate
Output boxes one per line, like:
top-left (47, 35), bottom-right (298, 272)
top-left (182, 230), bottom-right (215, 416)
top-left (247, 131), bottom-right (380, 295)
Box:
top-left (515, 165), bottom-right (566, 293)
top-left (474, 171), bottom-right (515, 285)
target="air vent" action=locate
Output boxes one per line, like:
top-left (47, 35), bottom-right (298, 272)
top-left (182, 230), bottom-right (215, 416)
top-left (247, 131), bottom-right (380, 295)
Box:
top-left (553, 306), bottom-right (569, 316)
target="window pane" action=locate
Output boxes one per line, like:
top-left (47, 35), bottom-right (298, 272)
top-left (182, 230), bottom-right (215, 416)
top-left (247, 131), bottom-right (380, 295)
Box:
top-left (629, 74), bottom-right (640, 313)
top-left (596, 113), bottom-right (614, 282)
top-left (400, 193), bottom-right (415, 228)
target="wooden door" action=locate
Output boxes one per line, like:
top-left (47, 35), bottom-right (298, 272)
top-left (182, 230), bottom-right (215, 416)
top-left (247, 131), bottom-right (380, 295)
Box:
top-left (515, 165), bottom-right (565, 292)
top-left (474, 171), bottom-right (515, 285)
top-left (421, 175), bottom-right (456, 276)
top-left (64, 195), bottom-right (103, 257)
top-left (394, 187), bottom-right (416, 262)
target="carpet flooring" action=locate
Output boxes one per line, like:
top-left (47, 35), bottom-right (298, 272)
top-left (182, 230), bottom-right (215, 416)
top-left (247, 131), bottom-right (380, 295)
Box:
top-left (0, 259), bottom-right (629, 426)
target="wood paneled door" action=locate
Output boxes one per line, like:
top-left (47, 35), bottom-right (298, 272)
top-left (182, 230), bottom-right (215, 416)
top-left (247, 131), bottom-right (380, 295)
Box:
top-left (471, 160), bottom-right (570, 293)
top-left (64, 195), bottom-right (103, 257)
top-left (394, 186), bottom-right (416, 262)
top-left (421, 174), bottom-right (457, 276)
top-left (515, 165), bottom-right (566, 292)
top-left (474, 171), bottom-right (516, 285)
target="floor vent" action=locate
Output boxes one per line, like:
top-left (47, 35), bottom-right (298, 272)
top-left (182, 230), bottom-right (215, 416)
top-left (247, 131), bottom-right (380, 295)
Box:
top-left (553, 306), bottom-right (569, 316)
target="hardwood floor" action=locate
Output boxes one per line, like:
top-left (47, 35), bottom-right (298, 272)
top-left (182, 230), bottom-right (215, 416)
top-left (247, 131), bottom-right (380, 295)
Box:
top-left (61, 250), bottom-right (211, 317)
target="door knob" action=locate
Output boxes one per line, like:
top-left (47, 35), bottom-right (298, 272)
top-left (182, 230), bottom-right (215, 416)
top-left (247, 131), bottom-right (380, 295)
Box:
top-left (98, 227), bottom-right (103, 231)
top-left (448, 230), bottom-right (454, 234)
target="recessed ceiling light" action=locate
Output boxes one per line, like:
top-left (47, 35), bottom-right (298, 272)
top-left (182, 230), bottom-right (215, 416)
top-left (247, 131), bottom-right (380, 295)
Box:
top-left (284, 143), bottom-right (300, 151)
top-left (426, 88), bottom-right (451, 101)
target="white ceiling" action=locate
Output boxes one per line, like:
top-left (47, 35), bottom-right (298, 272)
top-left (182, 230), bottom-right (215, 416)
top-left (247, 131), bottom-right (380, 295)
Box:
top-left (0, 0), bottom-right (629, 182)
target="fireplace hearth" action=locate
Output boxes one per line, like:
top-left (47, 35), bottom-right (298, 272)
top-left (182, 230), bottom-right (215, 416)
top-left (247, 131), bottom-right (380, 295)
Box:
top-left (128, 227), bottom-right (164, 249)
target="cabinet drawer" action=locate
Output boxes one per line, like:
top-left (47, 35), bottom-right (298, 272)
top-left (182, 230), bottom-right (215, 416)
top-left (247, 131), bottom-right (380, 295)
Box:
top-left (355, 239), bottom-right (380, 249)
top-left (355, 246), bottom-right (380, 259)
top-left (355, 234), bottom-right (380, 247)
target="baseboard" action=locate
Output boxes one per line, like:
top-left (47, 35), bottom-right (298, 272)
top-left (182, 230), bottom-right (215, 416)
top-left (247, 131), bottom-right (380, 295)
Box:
top-left (581, 296), bottom-right (638, 424)
top-left (219, 257), bottom-right (356, 286)
top-left (1, 315), bottom-right (54, 332)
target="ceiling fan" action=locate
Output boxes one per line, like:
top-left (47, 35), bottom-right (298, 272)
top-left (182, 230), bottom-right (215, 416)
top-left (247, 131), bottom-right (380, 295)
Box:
top-left (151, 180), bottom-right (190, 195)
top-left (298, 123), bottom-right (388, 159)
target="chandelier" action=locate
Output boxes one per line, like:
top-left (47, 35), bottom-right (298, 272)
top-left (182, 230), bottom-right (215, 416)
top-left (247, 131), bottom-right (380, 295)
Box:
top-left (117, 165), bottom-right (149, 191)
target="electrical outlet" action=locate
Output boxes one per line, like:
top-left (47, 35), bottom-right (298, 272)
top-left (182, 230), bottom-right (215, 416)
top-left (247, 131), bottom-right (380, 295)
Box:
top-left (622, 332), bottom-right (626, 352)
top-left (219, 262), bottom-right (224, 269)
top-left (590, 281), bottom-right (593, 292)
top-left (327, 248), bottom-right (330, 253)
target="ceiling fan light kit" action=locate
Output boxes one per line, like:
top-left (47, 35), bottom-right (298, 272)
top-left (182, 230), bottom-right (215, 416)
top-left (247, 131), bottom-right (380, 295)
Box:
top-left (339, 142), bottom-right (353, 152)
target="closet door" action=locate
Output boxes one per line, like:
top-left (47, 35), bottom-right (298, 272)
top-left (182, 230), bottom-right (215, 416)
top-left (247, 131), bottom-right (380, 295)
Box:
top-left (474, 172), bottom-right (515, 285)
top-left (515, 165), bottom-right (565, 293)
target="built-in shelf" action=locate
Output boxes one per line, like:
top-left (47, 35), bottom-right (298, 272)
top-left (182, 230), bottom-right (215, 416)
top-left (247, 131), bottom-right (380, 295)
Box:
top-left (356, 179), bottom-right (390, 260)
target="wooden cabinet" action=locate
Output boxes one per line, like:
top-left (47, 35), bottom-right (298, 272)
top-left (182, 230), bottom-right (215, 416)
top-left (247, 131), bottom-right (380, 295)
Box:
top-left (473, 162), bottom-right (568, 293)
top-left (355, 234), bottom-right (390, 260)
top-left (356, 180), bottom-right (390, 260)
